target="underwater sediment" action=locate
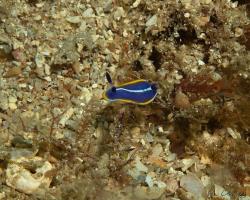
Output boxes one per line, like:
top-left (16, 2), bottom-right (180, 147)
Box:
top-left (0, 0), bottom-right (249, 199)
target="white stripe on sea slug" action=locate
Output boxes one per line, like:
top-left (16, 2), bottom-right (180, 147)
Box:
top-left (109, 91), bottom-right (158, 103)
top-left (116, 87), bottom-right (152, 93)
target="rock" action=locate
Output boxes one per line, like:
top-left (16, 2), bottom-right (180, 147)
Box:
top-left (127, 168), bottom-right (141, 180)
top-left (66, 16), bottom-right (81, 24)
top-left (145, 132), bottom-right (154, 143)
top-left (146, 15), bottom-right (157, 27)
top-left (35, 53), bottom-right (46, 77)
top-left (11, 135), bottom-right (33, 148)
top-left (59, 107), bottom-right (75, 127)
top-left (0, 129), bottom-right (9, 145)
top-left (134, 186), bottom-right (166, 200)
top-left (145, 174), bottom-right (154, 187)
top-left (156, 181), bottom-right (166, 188)
top-left (6, 157), bottom-right (54, 194)
top-left (79, 87), bottom-right (92, 104)
top-left (131, 127), bottom-right (141, 138)
top-left (0, 192), bottom-right (5, 200)
top-left (145, 173), bottom-right (166, 189)
top-left (92, 83), bottom-right (98, 88)
top-left (181, 158), bottom-right (195, 171)
top-left (63, 129), bottom-right (76, 143)
top-left (132, 0), bottom-right (141, 8)
top-left (10, 149), bottom-right (34, 161)
top-left (44, 64), bottom-right (50, 75)
top-left (211, 72), bottom-right (222, 82)
top-left (34, 15), bottom-right (42, 21)
top-left (0, 33), bottom-right (12, 57)
top-left (165, 177), bottom-right (178, 193)
top-left (8, 102), bottom-right (17, 110)
top-left (103, 0), bottom-right (113, 13)
top-left (245, 186), bottom-right (250, 197)
top-left (36, 2), bottom-right (45, 8)
top-left (151, 144), bottom-right (163, 157)
top-left (235, 27), bottom-right (243, 37)
top-left (12, 48), bottom-right (26, 62)
top-left (72, 61), bottom-right (82, 74)
top-left (214, 184), bottom-right (231, 200)
top-left (83, 8), bottom-right (94, 18)
top-left (135, 157), bottom-right (148, 173)
top-left (0, 192), bottom-right (6, 200)
top-left (148, 156), bottom-right (167, 168)
top-left (227, 127), bottom-right (241, 139)
top-left (180, 173), bottom-right (204, 197)
top-left (8, 95), bottom-right (17, 110)
top-left (200, 175), bottom-right (211, 187)
top-left (35, 53), bottom-right (46, 68)
top-left (96, 153), bottom-right (110, 177)
top-left (175, 90), bottom-right (190, 109)
top-left (4, 66), bottom-right (22, 78)
top-left (166, 153), bottom-right (176, 162)
top-left (0, 44), bottom-right (12, 56)
top-left (128, 156), bottom-right (149, 180)
top-left (113, 7), bottom-right (125, 21)
top-left (201, 0), bottom-right (212, 4)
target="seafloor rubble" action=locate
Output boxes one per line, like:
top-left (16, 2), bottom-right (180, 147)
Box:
top-left (0, 0), bottom-right (249, 199)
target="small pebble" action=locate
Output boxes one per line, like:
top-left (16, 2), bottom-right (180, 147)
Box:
top-left (0, 192), bottom-right (6, 200)
top-left (132, 0), bottom-right (141, 8)
top-left (8, 96), bottom-right (17, 110)
top-left (146, 15), bottom-right (157, 27)
top-left (83, 8), bottom-right (94, 18)
top-left (180, 173), bottom-right (204, 197)
top-left (214, 184), bottom-right (231, 200)
top-left (181, 158), bottom-right (195, 171)
top-left (59, 107), bottom-right (74, 127)
top-left (235, 27), bottom-right (243, 37)
top-left (66, 16), bottom-right (81, 24)
top-left (175, 90), bottom-right (190, 109)
top-left (113, 7), bottom-right (125, 21)
top-left (227, 127), bottom-right (241, 139)
top-left (34, 15), bottom-right (42, 21)
top-left (165, 178), bottom-right (179, 193)
top-left (79, 87), bottom-right (92, 104)
top-left (184, 13), bottom-right (190, 18)
top-left (4, 67), bottom-right (22, 78)
top-left (135, 157), bottom-right (148, 172)
top-left (131, 127), bottom-right (140, 136)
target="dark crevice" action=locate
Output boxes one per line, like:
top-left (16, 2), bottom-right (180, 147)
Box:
top-left (132, 60), bottom-right (143, 71)
top-left (207, 117), bottom-right (222, 133)
top-left (203, 52), bottom-right (210, 64)
top-left (247, 4), bottom-right (250, 18)
top-left (169, 117), bottom-right (190, 158)
top-left (148, 47), bottom-right (162, 71)
top-left (50, 63), bottom-right (73, 73)
top-left (176, 27), bottom-right (198, 45)
top-left (209, 13), bottom-right (223, 27)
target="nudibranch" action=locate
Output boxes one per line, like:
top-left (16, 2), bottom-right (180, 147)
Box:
top-left (103, 72), bottom-right (157, 105)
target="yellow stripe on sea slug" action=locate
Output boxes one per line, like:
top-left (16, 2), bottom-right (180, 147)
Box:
top-left (102, 92), bottom-right (109, 100)
top-left (113, 96), bottom-right (156, 105)
top-left (116, 79), bottom-right (146, 87)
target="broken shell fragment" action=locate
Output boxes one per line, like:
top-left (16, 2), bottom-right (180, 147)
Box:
top-left (6, 157), bottom-right (54, 194)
